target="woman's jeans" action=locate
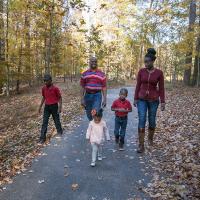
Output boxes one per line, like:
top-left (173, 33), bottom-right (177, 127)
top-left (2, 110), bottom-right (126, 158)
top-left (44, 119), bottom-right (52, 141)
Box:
top-left (84, 92), bottom-right (102, 121)
top-left (137, 99), bottom-right (159, 129)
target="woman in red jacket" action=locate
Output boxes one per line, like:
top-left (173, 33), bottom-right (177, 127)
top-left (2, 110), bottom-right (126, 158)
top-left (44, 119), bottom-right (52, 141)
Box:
top-left (134, 48), bottom-right (165, 153)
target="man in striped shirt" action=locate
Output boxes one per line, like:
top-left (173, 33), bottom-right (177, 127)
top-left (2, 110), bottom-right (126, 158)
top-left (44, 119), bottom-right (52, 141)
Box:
top-left (80, 57), bottom-right (107, 121)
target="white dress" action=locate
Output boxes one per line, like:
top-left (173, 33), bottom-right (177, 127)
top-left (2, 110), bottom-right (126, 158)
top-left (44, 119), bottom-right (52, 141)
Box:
top-left (86, 119), bottom-right (110, 145)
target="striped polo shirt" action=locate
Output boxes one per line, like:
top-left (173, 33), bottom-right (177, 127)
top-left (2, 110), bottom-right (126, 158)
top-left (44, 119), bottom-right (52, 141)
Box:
top-left (80, 69), bottom-right (106, 92)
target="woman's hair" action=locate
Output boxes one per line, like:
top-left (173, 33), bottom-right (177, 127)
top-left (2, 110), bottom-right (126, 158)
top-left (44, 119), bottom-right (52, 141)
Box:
top-left (145, 48), bottom-right (157, 61)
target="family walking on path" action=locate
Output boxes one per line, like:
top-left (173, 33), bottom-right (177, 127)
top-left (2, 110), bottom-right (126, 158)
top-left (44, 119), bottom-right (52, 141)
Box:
top-left (0, 48), bottom-right (166, 200)
top-left (38, 47), bottom-right (165, 167)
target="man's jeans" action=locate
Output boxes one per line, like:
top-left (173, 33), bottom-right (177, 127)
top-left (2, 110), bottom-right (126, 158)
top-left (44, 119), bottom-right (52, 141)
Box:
top-left (137, 99), bottom-right (159, 129)
top-left (114, 116), bottom-right (128, 144)
top-left (40, 103), bottom-right (63, 141)
top-left (84, 92), bottom-right (102, 121)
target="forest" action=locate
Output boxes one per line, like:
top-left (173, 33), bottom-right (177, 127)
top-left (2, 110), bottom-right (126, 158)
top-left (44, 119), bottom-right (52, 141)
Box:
top-left (0, 1), bottom-right (200, 200)
top-left (0, 0), bottom-right (199, 96)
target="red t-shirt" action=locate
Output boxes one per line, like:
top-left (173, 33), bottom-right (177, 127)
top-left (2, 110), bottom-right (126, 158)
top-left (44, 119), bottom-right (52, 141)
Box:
top-left (111, 98), bottom-right (132, 117)
top-left (42, 85), bottom-right (61, 105)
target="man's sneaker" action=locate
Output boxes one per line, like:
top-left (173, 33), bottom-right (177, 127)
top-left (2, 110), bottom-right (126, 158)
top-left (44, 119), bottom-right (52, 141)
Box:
top-left (119, 143), bottom-right (124, 151)
top-left (90, 162), bottom-right (96, 167)
top-left (98, 156), bottom-right (102, 161)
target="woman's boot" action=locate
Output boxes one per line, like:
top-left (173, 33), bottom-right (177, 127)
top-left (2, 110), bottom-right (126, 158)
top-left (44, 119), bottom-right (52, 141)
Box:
top-left (137, 128), bottom-right (145, 153)
top-left (148, 127), bottom-right (155, 146)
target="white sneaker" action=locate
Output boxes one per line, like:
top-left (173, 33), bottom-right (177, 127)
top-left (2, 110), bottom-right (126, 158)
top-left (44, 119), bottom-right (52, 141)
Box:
top-left (98, 156), bottom-right (102, 161)
top-left (90, 162), bottom-right (96, 167)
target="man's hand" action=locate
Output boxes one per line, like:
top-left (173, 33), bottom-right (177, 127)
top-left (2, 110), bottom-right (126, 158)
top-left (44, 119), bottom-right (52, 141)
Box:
top-left (91, 109), bottom-right (97, 116)
top-left (102, 98), bottom-right (107, 108)
top-left (161, 103), bottom-right (165, 111)
top-left (133, 100), bottom-right (138, 107)
top-left (81, 98), bottom-right (86, 108)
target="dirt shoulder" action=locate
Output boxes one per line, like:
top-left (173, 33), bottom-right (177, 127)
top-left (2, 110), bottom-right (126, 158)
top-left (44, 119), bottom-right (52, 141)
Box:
top-left (144, 86), bottom-right (200, 199)
top-left (0, 81), bottom-right (82, 186)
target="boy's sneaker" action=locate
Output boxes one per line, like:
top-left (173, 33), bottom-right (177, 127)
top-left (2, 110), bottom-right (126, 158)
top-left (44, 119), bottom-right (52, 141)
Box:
top-left (38, 139), bottom-right (45, 145)
top-left (119, 143), bottom-right (124, 151)
top-left (57, 131), bottom-right (63, 136)
top-left (98, 156), bottom-right (102, 161)
top-left (115, 136), bottom-right (119, 144)
top-left (90, 162), bottom-right (96, 167)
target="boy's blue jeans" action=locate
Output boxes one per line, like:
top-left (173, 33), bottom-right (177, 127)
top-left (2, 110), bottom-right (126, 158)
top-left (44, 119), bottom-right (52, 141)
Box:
top-left (137, 99), bottom-right (159, 129)
top-left (84, 92), bottom-right (102, 121)
top-left (114, 116), bottom-right (128, 144)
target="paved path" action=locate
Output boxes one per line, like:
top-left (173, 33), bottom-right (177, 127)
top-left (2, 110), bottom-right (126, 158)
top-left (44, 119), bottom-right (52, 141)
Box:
top-left (0, 87), bottom-right (151, 200)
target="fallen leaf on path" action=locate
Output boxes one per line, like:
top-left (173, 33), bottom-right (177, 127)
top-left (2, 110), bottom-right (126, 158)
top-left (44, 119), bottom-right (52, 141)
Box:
top-left (38, 180), bottom-right (45, 184)
top-left (71, 183), bottom-right (79, 191)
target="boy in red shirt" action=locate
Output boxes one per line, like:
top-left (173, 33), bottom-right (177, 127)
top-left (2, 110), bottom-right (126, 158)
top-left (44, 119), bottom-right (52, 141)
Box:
top-left (38, 74), bottom-right (63, 144)
top-left (111, 88), bottom-right (132, 150)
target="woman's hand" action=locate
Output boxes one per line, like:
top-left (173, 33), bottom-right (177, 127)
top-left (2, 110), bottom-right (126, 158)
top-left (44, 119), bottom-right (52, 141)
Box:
top-left (133, 100), bottom-right (138, 107)
top-left (161, 103), bottom-right (165, 111)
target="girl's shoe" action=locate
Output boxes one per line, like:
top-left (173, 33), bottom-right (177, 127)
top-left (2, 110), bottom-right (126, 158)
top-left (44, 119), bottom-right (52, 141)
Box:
top-left (90, 162), bottom-right (96, 167)
top-left (98, 156), bottom-right (102, 161)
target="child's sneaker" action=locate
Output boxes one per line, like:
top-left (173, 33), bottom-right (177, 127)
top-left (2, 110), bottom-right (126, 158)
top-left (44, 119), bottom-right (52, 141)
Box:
top-left (115, 136), bottom-right (119, 144)
top-left (38, 139), bottom-right (45, 145)
top-left (90, 161), bottom-right (96, 167)
top-left (119, 143), bottom-right (124, 151)
top-left (98, 156), bottom-right (102, 161)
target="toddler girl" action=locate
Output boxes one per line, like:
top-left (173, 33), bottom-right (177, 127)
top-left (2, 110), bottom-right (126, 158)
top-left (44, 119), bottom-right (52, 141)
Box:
top-left (86, 109), bottom-right (110, 167)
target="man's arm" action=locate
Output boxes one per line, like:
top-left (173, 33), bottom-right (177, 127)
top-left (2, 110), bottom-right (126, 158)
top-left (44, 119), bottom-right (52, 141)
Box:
top-left (81, 87), bottom-right (86, 107)
top-left (102, 88), bottom-right (107, 107)
top-left (38, 97), bottom-right (45, 113)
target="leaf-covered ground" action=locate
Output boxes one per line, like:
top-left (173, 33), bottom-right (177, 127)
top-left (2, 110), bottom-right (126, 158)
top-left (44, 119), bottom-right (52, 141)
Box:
top-left (144, 86), bottom-right (200, 199)
top-left (0, 81), bottom-right (82, 186)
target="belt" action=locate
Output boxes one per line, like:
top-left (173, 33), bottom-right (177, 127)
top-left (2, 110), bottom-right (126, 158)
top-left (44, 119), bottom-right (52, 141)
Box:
top-left (116, 116), bottom-right (128, 119)
top-left (86, 91), bottom-right (101, 94)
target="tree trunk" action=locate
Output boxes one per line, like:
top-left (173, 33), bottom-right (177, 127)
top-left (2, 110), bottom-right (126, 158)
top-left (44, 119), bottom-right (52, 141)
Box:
top-left (0, 0), bottom-right (4, 94)
top-left (46, 1), bottom-right (54, 74)
top-left (183, 0), bottom-right (196, 85)
top-left (6, 0), bottom-right (9, 96)
top-left (24, 5), bottom-right (31, 87)
top-left (192, 17), bottom-right (200, 86)
top-left (16, 41), bottom-right (22, 94)
top-left (0, 0), bottom-right (5, 61)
